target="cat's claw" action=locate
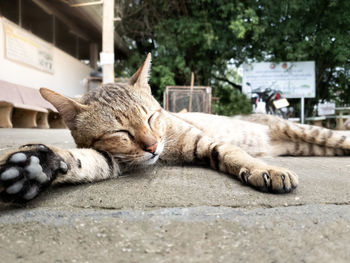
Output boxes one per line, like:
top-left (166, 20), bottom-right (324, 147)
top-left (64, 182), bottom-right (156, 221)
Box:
top-left (239, 166), bottom-right (298, 193)
top-left (0, 144), bottom-right (67, 203)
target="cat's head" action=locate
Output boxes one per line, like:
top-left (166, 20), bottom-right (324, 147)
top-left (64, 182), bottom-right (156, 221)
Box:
top-left (40, 54), bottom-right (166, 167)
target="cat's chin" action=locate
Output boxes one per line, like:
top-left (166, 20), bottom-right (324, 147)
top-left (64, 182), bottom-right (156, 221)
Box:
top-left (143, 155), bottom-right (160, 166)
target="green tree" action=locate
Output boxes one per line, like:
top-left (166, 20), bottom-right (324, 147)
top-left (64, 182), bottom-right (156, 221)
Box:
top-left (115, 0), bottom-right (350, 114)
top-left (246, 0), bottom-right (350, 108)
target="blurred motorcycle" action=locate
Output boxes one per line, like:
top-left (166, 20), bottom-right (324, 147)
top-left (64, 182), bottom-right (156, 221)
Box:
top-left (247, 82), bottom-right (290, 119)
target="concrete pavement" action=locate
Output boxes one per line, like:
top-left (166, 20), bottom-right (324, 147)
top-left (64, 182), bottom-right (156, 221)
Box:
top-left (0, 129), bottom-right (350, 262)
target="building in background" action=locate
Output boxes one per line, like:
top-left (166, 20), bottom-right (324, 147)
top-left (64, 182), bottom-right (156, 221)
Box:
top-left (0, 0), bottom-right (128, 97)
top-left (0, 0), bottom-right (128, 129)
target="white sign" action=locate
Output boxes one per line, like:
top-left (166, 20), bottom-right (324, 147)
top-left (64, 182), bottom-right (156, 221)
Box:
top-left (2, 17), bottom-right (54, 74)
top-left (317, 102), bottom-right (335, 116)
top-left (242, 61), bottom-right (315, 98)
top-left (100, 52), bottom-right (115, 65)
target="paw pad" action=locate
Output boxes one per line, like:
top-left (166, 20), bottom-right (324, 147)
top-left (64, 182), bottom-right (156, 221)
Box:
top-left (23, 185), bottom-right (39, 200)
top-left (1, 167), bottom-right (20, 180)
top-left (6, 179), bottom-right (25, 194)
top-left (1, 145), bottom-right (68, 202)
top-left (59, 161), bottom-right (68, 173)
top-left (9, 153), bottom-right (26, 163)
top-left (26, 156), bottom-right (49, 183)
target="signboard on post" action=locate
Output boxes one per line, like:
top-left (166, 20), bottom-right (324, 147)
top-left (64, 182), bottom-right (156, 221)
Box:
top-left (2, 17), bottom-right (54, 74)
top-left (242, 61), bottom-right (315, 98)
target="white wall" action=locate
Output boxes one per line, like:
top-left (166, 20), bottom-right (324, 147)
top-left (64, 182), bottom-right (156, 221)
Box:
top-left (0, 19), bottom-right (91, 97)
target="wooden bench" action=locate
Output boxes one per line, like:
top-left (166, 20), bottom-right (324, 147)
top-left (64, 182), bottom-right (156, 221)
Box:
top-left (322, 115), bottom-right (350, 130)
top-left (335, 115), bottom-right (350, 130)
top-left (335, 107), bottom-right (350, 130)
top-left (287, 117), bottom-right (300, 123)
top-left (345, 118), bottom-right (350, 130)
top-left (0, 80), bottom-right (65, 128)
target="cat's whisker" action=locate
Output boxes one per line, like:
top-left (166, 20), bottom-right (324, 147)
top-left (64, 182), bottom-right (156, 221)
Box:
top-left (113, 153), bottom-right (146, 158)
top-left (164, 132), bottom-right (179, 141)
top-left (163, 138), bottom-right (177, 147)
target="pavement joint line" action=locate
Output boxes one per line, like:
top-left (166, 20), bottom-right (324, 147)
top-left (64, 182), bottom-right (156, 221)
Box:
top-left (51, 202), bottom-right (349, 211)
top-left (1, 204), bottom-right (350, 227)
top-left (324, 201), bottom-right (350, 205)
top-left (5, 200), bottom-right (348, 212)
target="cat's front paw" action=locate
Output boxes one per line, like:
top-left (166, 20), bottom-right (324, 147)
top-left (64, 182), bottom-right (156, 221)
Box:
top-left (0, 144), bottom-right (68, 203)
top-left (239, 166), bottom-right (298, 193)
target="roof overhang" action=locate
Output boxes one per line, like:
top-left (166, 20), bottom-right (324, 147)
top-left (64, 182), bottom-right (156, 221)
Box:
top-left (33, 0), bottom-right (130, 58)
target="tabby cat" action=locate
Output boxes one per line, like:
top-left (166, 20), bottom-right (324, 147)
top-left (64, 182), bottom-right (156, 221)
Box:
top-left (1, 54), bottom-right (349, 202)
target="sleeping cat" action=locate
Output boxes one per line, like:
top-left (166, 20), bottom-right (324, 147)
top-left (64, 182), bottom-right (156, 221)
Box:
top-left (0, 54), bottom-right (349, 202)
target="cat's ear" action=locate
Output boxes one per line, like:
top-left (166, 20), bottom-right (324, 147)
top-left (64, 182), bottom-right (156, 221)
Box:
top-left (40, 88), bottom-right (87, 129)
top-left (129, 53), bottom-right (152, 93)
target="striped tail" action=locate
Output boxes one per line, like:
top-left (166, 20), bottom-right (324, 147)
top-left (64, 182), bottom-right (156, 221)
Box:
top-left (270, 120), bottom-right (350, 150)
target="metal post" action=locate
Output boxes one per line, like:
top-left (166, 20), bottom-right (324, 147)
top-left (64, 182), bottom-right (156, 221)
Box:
top-left (189, 72), bottom-right (194, 112)
top-left (301, 97), bottom-right (305, 124)
top-left (101, 0), bottom-right (115, 84)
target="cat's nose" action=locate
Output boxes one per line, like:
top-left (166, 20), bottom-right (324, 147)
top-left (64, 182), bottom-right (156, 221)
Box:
top-left (145, 142), bottom-right (158, 154)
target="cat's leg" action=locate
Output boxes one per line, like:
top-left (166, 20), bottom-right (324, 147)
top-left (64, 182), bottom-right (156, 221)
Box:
top-left (164, 128), bottom-right (298, 193)
top-left (198, 136), bottom-right (297, 193)
top-left (209, 142), bottom-right (298, 193)
top-left (0, 144), bottom-right (119, 202)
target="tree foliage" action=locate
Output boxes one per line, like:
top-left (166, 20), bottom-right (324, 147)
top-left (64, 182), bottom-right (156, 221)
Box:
top-left (115, 0), bottom-right (350, 115)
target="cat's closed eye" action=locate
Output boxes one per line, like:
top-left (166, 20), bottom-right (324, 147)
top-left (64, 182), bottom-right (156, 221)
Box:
top-left (148, 111), bottom-right (161, 130)
top-left (113, 130), bottom-right (135, 141)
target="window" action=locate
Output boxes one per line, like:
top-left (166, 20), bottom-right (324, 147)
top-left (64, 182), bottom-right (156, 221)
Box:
top-left (55, 18), bottom-right (77, 57)
top-left (0, 0), bottom-right (19, 24)
top-left (22, 0), bottom-right (53, 43)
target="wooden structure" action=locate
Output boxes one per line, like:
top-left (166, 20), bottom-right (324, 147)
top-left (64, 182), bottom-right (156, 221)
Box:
top-left (0, 80), bottom-right (65, 128)
top-left (164, 86), bottom-right (212, 113)
top-left (305, 116), bottom-right (326, 127)
top-left (335, 107), bottom-right (350, 130)
top-left (0, 0), bottom-right (132, 130)
top-left (305, 107), bottom-right (350, 130)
